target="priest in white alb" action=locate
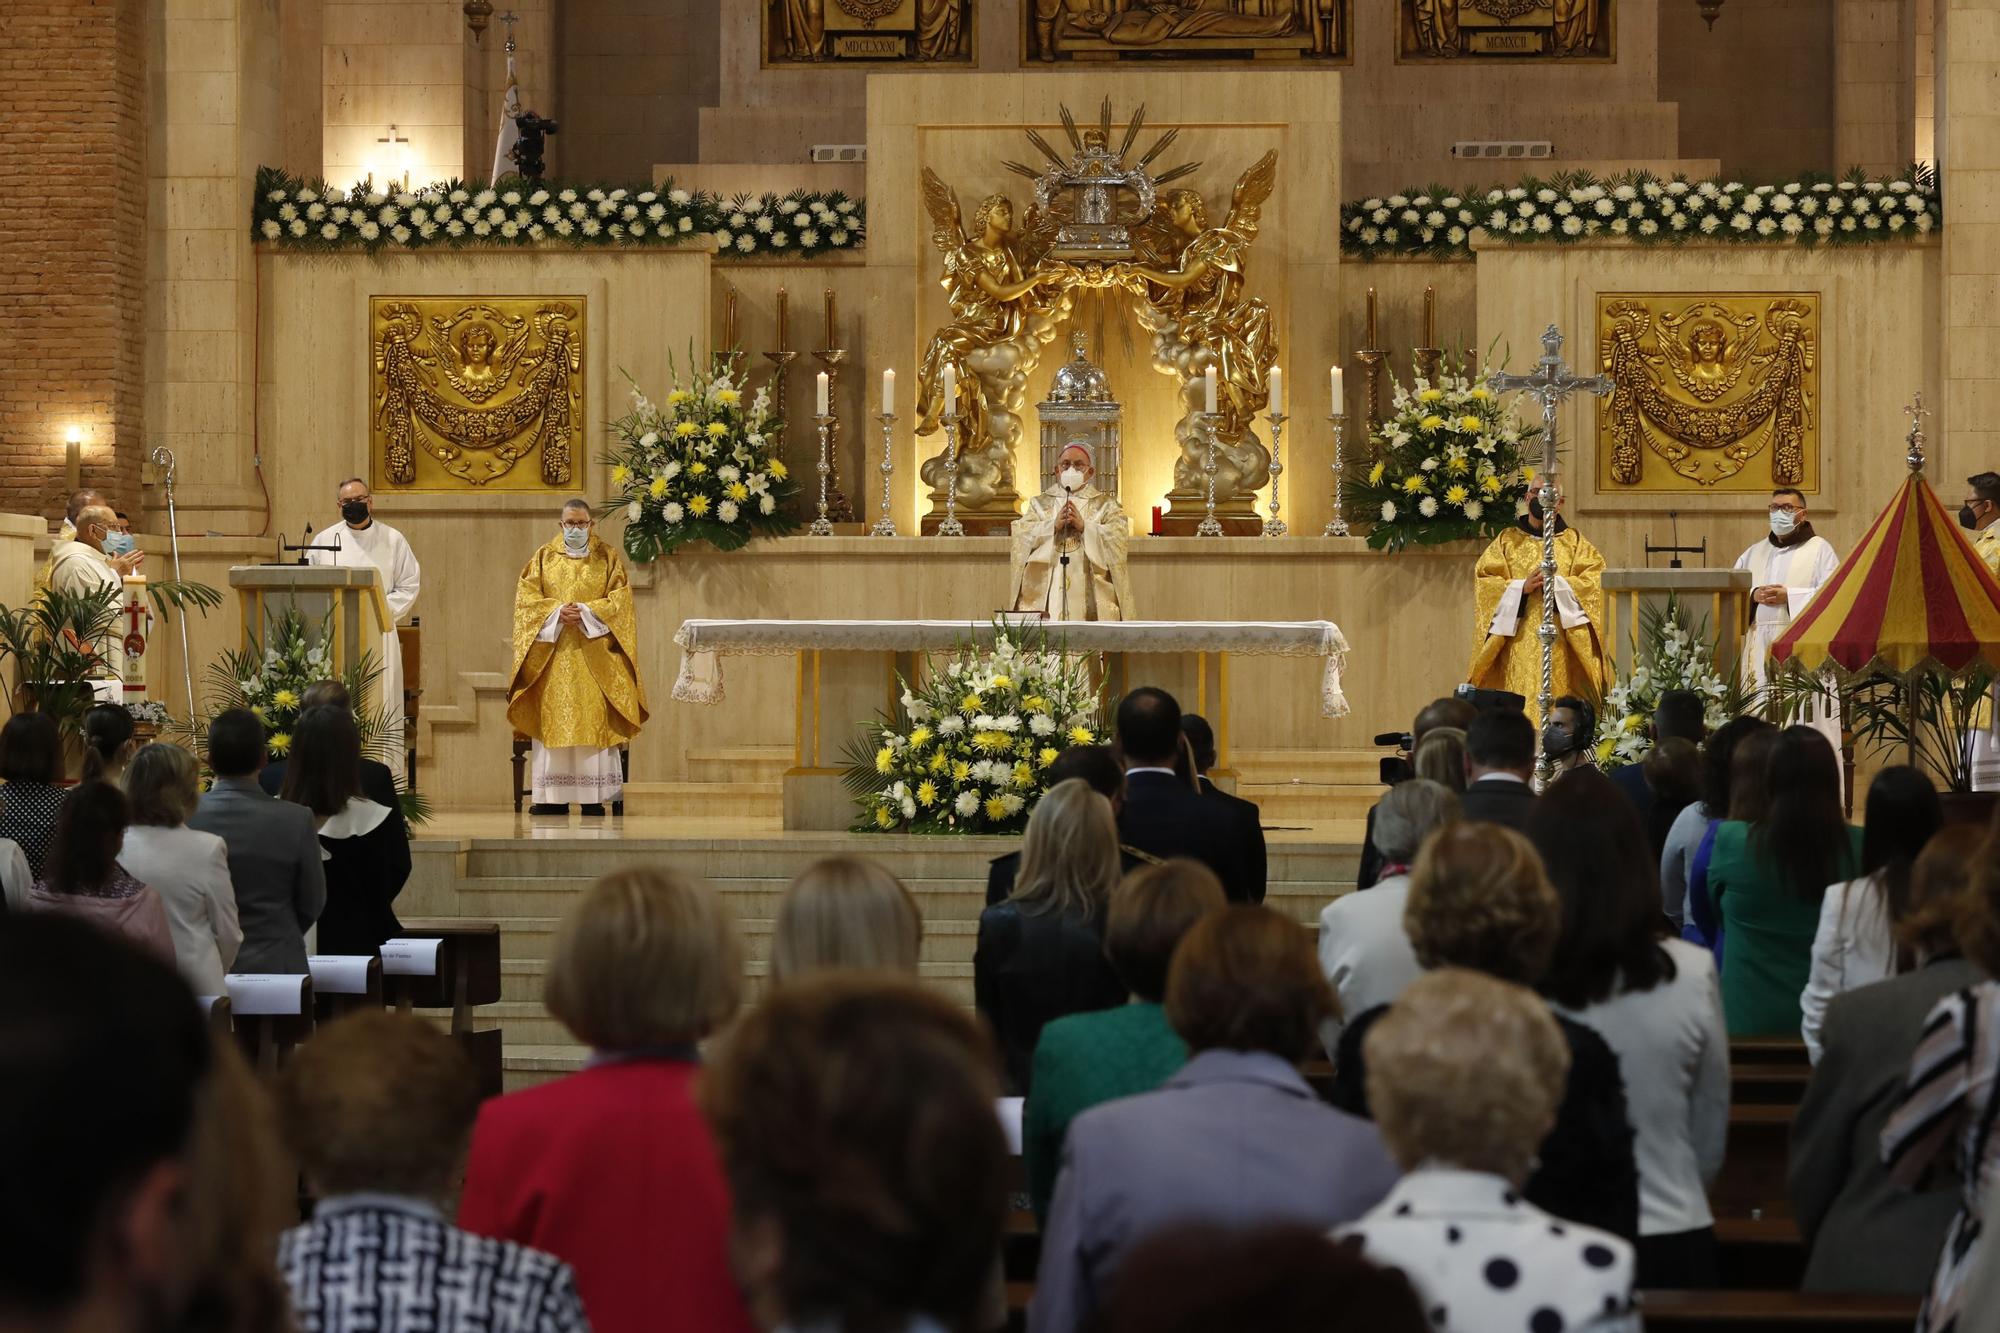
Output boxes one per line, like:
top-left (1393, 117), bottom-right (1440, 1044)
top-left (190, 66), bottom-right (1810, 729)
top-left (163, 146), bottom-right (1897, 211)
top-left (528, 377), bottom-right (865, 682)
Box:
top-left (1736, 486), bottom-right (1840, 752)
top-left (1010, 441), bottom-right (1132, 622)
top-left (48, 503), bottom-right (130, 682)
top-left (507, 500), bottom-right (647, 816)
top-left (308, 477), bottom-right (421, 755)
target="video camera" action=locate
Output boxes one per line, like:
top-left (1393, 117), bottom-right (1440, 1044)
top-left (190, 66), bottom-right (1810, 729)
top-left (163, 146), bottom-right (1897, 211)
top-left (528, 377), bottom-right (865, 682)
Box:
top-left (1373, 684), bottom-right (1528, 787)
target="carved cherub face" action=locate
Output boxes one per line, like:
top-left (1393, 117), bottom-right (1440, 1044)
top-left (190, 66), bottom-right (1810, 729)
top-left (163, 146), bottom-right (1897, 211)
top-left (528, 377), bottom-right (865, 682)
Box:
top-left (1688, 322), bottom-right (1726, 364)
top-left (460, 324), bottom-right (497, 365)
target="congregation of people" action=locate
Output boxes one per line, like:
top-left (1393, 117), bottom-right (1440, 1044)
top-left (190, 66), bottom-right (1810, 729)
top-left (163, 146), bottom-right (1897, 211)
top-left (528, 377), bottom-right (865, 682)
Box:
top-left (14, 670), bottom-right (2000, 1333)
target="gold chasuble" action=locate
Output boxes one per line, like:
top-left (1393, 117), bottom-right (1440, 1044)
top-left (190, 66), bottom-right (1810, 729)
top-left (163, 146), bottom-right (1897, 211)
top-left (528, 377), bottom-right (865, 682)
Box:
top-left (507, 536), bottom-right (648, 751)
top-left (1467, 524), bottom-right (1612, 722)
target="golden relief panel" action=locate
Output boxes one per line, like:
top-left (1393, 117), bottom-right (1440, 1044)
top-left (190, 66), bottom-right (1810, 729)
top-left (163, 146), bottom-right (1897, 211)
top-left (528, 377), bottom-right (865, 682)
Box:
top-left (1398, 0), bottom-right (1612, 60)
top-left (369, 297), bottom-right (585, 493)
top-left (1594, 292), bottom-right (1820, 495)
top-left (1027, 0), bottom-right (1349, 62)
top-left (764, 0), bottom-right (973, 64)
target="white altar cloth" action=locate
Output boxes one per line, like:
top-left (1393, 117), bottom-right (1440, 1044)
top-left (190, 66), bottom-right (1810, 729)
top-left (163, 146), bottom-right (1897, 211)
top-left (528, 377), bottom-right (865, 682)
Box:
top-left (671, 617), bottom-right (1351, 718)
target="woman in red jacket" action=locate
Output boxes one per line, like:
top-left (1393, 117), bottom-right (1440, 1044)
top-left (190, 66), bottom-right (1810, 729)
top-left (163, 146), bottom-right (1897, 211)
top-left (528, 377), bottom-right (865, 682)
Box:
top-left (458, 867), bottom-right (754, 1333)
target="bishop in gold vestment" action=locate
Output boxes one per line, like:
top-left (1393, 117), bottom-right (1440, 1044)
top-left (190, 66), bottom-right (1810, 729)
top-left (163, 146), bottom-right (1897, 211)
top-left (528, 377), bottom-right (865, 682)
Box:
top-left (1010, 442), bottom-right (1132, 621)
top-left (507, 502), bottom-right (648, 813)
top-left (1468, 494), bottom-right (1611, 723)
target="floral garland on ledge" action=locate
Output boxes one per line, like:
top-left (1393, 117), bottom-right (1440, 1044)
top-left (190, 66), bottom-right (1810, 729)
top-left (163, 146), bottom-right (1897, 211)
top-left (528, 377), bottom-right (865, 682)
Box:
top-left (1340, 167), bottom-right (1938, 261)
top-left (252, 166), bottom-right (865, 258)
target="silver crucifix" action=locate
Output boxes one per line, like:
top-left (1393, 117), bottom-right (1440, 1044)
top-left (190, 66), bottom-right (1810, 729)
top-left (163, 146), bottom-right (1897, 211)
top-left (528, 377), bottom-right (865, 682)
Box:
top-left (1487, 324), bottom-right (1615, 786)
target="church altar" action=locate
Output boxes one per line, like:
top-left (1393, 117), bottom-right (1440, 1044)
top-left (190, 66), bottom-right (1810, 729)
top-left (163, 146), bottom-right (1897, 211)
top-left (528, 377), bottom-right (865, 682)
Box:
top-left (671, 613), bottom-right (1348, 830)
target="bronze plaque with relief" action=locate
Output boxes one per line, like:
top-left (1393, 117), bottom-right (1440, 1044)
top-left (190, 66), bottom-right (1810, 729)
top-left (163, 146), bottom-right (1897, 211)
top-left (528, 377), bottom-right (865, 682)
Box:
top-left (1398, 0), bottom-right (1614, 61)
top-left (1025, 0), bottom-right (1350, 63)
top-left (764, 0), bottom-right (972, 64)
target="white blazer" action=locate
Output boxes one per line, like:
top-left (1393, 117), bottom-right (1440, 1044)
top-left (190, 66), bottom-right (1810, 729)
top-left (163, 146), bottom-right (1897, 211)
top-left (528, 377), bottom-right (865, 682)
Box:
top-left (0, 836), bottom-right (29, 912)
top-left (1317, 874), bottom-right (1423, 1050)
top-left (1801, 874), bottom-right (1897, 1063)
top-left (119, 823), bottom-right (241, 997)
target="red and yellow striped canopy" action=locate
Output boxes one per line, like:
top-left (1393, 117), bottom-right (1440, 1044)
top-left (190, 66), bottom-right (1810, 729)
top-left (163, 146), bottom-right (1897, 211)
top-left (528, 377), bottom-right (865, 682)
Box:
top-left (1774, 473), bottom-right (2000, 678)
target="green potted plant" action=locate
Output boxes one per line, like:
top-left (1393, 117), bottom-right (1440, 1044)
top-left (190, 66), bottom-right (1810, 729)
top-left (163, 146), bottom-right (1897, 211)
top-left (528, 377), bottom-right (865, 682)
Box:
top-left (0, 580), bottom-right (221, 744)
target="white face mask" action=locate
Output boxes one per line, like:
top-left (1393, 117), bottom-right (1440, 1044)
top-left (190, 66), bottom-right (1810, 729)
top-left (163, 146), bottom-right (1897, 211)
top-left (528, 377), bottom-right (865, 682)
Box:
top-left (1058, 467), bottom-right (1085, 492)
top-left (562, 526), bottom-right (590, 553)
top-left (1770, 510), bottom-right (1798, 537)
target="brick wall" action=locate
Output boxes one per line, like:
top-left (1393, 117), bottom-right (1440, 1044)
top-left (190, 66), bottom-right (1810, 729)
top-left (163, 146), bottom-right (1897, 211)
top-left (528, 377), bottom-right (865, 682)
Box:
top-left (0, 0), bottom-right (147, 522)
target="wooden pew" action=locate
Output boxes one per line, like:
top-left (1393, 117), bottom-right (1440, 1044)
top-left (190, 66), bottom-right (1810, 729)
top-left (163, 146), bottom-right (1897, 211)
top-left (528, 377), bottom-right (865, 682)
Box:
top-left (223, 973), bottom-right (314, 1073)
top-left (1711, 1103), bottom-right (1794, 1220)
top-left (307, 954), bottom-right (384, 1022)
top-left (383, 920), bottom-right (503, 1096)
top-left (198, 993), bottom-right (232, 1037)
top-left (1638, 1290), bottom-right (1917, 1331)
top-left (1715, 1215), bottom-right (1806, 1290)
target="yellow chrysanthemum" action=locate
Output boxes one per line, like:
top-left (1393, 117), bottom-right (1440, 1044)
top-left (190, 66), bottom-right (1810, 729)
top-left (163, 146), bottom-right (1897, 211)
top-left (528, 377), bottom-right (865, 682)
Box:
top-left (1481, 474), bottom-right (1504, 496)
top-left (705, 422), bottom-right (730, 439)
top-left (1401, 475), bottom-right (1427, 494)
top-left (1023, 694), bottom-right (1048, 713)
top-left (1068, 725), bottom-right (1095, 745)
top-left (960, 691), bottom-right (983, 712)
top-left (1368, 461), bottom-right (1386, 485)
top-left (1420, 414), bottom-right (1446, 431)
top-left (250, 705), bottom-right (267, 720)
top-left (1522, 466), bottom-right (1538, 484)
top-left (611, 464), bottom-right (632, 485)
top-left (769, 460), bottom-right (788, 480)
top-left (667, 390), bottom-right (693, 406)
top-left (687, 495), bottom-right (711, 516)
top-left (1012, 762), bottom-right (1034, 788)
top-left (1469, 387), bottom-right (1492, 400)
top-left (984, 796), bottom-right (1009, 820)
top-left (674, 421), bottom-right (698, 438)
top-left (1459, 415), bottom-right (1483, 432)
top-left (908, 725), bottom-right (933, 749)
top-left (649, 476), bottom-right (670, 500)
top-left (714, 388), bottom-right (742, 407)
top-left (1446, 455), bottom-right (1470, 475)
top-left (916, 779), bottom-right (939, 807)
top-left (928, 750), bottom-right (948, 774)
top-left (989, 674), bottom-right (1012, 689)
top-left (875, 746), bottom-right (894, 774)
top-left (951, 759), bottom-right (972, 782)
top-left (272, 688), bottom-right (299, 709)
top-left (974, 731), bottom-right (1012, 752)
top-left (726, 482), bottom-right (750, 502)
top-left (688, 461), bottom-right (708, 476)
top-left (269, 732), bottom-right (292, 755)
top-left (1444, 484), bottom-right (1470, 506)
top-left (874, 805), bottom-right (897, 829)
top-left (1038, 746), bottom-right (1059, 768)
top-left (1418, 388), bottom-right (1445, 402)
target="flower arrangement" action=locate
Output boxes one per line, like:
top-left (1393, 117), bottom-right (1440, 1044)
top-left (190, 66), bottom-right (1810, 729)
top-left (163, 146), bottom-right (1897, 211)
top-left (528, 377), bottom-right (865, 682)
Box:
top-left (1347, 361), bottom-right (1540, 551)
top-left (607, 361), bottom-right (800, 561)
top-left (1595, 595), bottom-right (1748, 769)
top-left (252, 166), bottom-right (865, 258)
top-left (199, 608), bottom-right (394, 765)
top-left (1341, 167), bottom-right (1939, 261)
top-left (844, 629), bottom-right (1105, 834)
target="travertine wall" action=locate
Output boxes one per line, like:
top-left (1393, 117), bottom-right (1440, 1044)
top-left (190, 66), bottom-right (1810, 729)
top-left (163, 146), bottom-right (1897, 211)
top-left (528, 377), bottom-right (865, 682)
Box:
top-left (0, 0), bottom-right (147, 520)
top-left (1835, 0), bottom-right (1917, 175)
top-left (557, 0), bottom-right (718, 180)
top-left (1658, 0), bottom-right (1836, 179)
top-left (1939, 0), bottom-right (2000, 480)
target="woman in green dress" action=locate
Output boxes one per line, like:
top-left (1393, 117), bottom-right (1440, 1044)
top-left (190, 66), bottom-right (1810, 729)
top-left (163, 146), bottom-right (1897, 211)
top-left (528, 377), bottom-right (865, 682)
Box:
top-left (1708, 726), bottom-right (1862, 1036)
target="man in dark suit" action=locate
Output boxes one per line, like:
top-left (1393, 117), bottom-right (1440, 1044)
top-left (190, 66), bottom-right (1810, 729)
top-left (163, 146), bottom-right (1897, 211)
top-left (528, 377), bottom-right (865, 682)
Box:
top-left (1358, 695), bottom-right (1477, 889)
top-left (1459, 707), bottom-right (1537, 831)
top-left (1114, 688), bottom-right (1258, 902)
top-left (1179, 714), bottom-right (1266, 904)
top-left (258, 679), bottom-right (400, 809)
top-left (188, 708), bottom-right (326, 974)
top-left (986, 745), bottom-right (1158, 905)
top-left (1608, 688), bottom-right (1704, 823)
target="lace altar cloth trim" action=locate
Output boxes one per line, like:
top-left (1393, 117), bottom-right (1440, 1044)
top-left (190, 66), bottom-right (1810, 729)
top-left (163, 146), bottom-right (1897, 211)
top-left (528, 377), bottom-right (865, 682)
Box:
top-left (670, 618), bottom-right (1350, 718)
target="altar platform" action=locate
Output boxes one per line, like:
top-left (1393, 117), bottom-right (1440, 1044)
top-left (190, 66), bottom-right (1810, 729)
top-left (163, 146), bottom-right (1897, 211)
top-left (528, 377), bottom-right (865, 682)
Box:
top-left (402, 808), bottom-right (1366, 1091)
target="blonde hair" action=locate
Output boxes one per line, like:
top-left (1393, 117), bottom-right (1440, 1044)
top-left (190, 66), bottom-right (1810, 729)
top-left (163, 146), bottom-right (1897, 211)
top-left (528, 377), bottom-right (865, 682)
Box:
top-left (1364, 968), bottom-right (1569, 1181)
top-left (124, 742), bottom-right (201, 827)
top-left (1413, 727), bottom-right (1468, 793)
top-left (772, 856), bottom-right (923, 983)
top-left (1404, 822), bottom-right (1560, 985)
top-left (1011, 779), bottom-right (1121, 920)
top-left (545, 867), bottom-right (744, 1051)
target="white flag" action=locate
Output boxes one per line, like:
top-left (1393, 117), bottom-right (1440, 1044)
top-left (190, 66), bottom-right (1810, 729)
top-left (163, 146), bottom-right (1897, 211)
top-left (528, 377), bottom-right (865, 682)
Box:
top-left (491, 53), bottom-right (521, 183)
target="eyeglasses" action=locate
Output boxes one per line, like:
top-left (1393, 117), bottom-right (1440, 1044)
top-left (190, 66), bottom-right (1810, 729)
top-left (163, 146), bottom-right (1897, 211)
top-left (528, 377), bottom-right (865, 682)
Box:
top-left (1767, 503), bottom-right (1804, 515)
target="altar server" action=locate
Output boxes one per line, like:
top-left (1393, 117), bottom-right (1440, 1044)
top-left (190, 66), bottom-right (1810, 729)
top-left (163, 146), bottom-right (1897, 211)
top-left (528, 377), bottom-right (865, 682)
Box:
top-left (1960, 473), bottom-right (2000, 791)
top-left (507, 500), bottom-right (648, 816)
top-left (309, 478), bottom-right (421, 756)
top-left (48, 504), bottom-right (129, 680)
top-left (1467, 478), bottom-right (1611, 725)
top-left (1010, 441), bottom-right (1132, 622)
top-left (1736, 488), bottom-right (1840, 754)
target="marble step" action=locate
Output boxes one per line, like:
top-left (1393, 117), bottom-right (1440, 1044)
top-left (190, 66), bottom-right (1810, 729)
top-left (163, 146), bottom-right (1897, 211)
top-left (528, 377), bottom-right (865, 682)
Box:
top-left (607, 782), bottom-right (783, 819)
top-left (685, 747), bottom-right (793, 784)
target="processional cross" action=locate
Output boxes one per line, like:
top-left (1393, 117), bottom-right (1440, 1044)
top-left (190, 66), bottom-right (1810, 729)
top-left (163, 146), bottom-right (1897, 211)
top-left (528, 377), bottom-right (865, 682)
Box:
top-left (1486, 324), bottom-right (1615, 785)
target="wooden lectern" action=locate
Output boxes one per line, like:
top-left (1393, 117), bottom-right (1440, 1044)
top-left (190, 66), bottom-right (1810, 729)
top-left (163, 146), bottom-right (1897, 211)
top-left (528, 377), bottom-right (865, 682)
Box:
top-left (1602, 568), bottom-right (1754, 681)
top-left (228, 565), bottom-right (393, 718)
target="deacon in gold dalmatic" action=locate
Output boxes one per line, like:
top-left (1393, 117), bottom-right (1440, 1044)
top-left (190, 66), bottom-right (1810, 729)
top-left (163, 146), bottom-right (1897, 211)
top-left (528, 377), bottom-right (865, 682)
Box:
top-left (1466, 485), bottom-right (1611, 724)
top-left (508, 500), bottom-right (648, 814)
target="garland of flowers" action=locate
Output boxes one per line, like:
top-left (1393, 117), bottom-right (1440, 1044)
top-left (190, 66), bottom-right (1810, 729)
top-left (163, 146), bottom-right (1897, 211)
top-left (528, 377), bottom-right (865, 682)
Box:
top-left (607, 361), bottom-right (800, 561)
top-left (1346, 361), bottom-right (1541, 552)
top-left (1595, 595), bottom-right (1749, 769)
top-left (1341, 167), bottom-right (1938, 261)
top-left (253, 166), bottom-right (865, 258)
top-left (843, 629), bottom-right (1104, 834)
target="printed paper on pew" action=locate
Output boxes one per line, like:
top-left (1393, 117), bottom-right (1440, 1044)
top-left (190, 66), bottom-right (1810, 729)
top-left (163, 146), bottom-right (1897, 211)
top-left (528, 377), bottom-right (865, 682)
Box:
top-left (224, 973), bottom-right (309, 1016)
top-left (308, 955), bottom-right (377, 994)
top-left (996, 1096), bottom-right (1025, 1156)
top-left (379, 938), bottom-right (443, 976)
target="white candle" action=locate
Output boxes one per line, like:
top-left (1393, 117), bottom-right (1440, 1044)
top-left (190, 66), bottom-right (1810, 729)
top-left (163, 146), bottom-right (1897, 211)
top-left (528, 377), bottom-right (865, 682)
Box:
top-left (1267, 367), bottom-right (1284, 417)
top-left (1331, 365), bottom-right (1345, 415)
top-left (815, 371), bottom-right (829, 416)
top-left (942, 364), bottom-right (958, 415)
top-left (1204, 364), bottom-right (1218, 415)
top-left (881, 368), bottom-right (895, 417)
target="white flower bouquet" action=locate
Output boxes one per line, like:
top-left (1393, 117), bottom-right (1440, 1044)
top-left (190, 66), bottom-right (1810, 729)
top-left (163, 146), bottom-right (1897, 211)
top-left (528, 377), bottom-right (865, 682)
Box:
top-left (1348, 361), bottom-right (1541, 552)
top-left (1341, 167), bottom-right (1938, 261)
top-left (606, 359), bottom-right (800, 560)
top-left (1595, 595), bottom-right (1749, 768)
top-left (845, 629), bottom-right (1105, 834)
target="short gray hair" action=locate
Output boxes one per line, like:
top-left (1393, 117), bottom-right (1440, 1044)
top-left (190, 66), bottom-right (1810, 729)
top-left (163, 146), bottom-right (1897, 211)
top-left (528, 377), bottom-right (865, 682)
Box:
top-left (1372, 778), bottom-right (1461, 863)
top-left (561, 498), bottom-right (592, 516)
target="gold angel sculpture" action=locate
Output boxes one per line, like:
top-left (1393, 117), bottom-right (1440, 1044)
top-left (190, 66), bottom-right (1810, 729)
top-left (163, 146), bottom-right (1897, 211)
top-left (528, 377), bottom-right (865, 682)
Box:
top-left (915, 169), bottom-right (1076, 519)
top-left (1122, 150), bottom-right (1281, 512)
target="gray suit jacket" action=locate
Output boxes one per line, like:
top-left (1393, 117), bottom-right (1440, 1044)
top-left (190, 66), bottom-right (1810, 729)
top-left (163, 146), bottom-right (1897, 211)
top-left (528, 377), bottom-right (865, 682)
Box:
top-left (1789, 955), bottom-right (1980, 1294)
top-left (187, 776), bottom-right (326, 975)
top-left (1028, 1049), bottom-right (1401, 1333)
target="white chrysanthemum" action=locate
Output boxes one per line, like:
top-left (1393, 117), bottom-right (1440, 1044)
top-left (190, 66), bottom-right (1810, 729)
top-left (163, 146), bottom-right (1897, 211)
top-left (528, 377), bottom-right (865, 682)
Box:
top-left (581, 219), bottom-right (602, 237)
top-left (679, 217), bottom-right (693, 233)
top-left (319, 222), bottom-right (339, 240)
top-left (553, 218), bottom-right (573, 236)
top-left (472, 220), bottom-right (492, 236)
top-left (391, 224), bottom-right (412, 244)
top-left (718, 500), bottom-right (740, 523)
top-left (500, 221), bottom-right (520, 239)
top-left (662, 502), bottom-right (684, 523)
top-left (474, 188), bottom-right (497, 207)
top-left (759, 493), bottom-right (776, 515)
top-left (261, 219), bottom-right (282, 239)
top-left (568, 201), bottom-right (588, 220)
top-left (938, 715), bottom-right (965, 735)
top-left (278, 202), bottom-right (299, 222)
top-left (418, 220), bottom-right (438, 239)
top-left (830, 229), bottom-right (849, 245)
top-left (736, 234), bottom-right (754, 252)
top-left (1380, 501), bottom-right (1397, 522)
top-left (954, 791), bottom-right (979, 817)
top-left (1464, 500), bottom-right (1484, 520)
top-left (1418, 496), bottom-right (1439, 518)
top-left (668, 188), bottom-right (691, 204)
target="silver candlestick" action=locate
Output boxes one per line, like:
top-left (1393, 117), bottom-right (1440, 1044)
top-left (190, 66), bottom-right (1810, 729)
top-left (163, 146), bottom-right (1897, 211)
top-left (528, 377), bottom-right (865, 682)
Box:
top-left (937, 405), bottom-right (965, 537)
top-left (1323, 413), bottom-right (1350, 537)
top-left (810, 413), bottom-right (834, 536)
top-left (870, 411), bottom-right (898, 536)
top-left (1263, 409), bottom-right (1288, 537)
top-left (1197, 412), bottom-right (1224, 538)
